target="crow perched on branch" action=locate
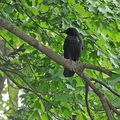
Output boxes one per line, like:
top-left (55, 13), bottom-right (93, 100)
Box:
top-left (63, 28), bottom-right (84, 77)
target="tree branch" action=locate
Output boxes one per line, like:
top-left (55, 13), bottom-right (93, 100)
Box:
top-left (92, 78), bottom-right (120, 97)
top-left (2, 71), bottom-right (58, 108)
top-left (106, 99), bottom-right (120, 115)
top-left (0, 17), bottom-right (70, 70)
top-left (77, 72), bottom-right (114, 120)
top-left (0, 17), bottom-right (117, 120)
top-left (83, 63), bottom-right (114, 77)
top-left (85, 83), bottom-right (94, 120)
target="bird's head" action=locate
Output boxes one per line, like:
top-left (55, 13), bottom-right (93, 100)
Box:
top-left (64, 28), bottom-right (79, 36)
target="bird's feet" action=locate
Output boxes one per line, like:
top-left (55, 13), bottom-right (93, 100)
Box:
top-left (76, 60), bottom-right (80, 65)
top-left (66, 59), bottom-right (79, 72)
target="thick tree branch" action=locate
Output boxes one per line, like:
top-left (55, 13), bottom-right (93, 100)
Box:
top-left (77, 72), bottom-right (114, 120)
top-left (0, 17), bottom-right (70, 70)
top-left (0, 17), bottom-right (117, 120)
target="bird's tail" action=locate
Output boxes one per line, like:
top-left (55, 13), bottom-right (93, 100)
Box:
top-left (63, 68), bottom-right (75, 77)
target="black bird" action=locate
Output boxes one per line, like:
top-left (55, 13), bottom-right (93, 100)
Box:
top-left (63, 28), bottom-right (83, 77)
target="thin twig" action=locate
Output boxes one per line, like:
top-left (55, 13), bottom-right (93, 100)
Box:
top-left (85, 83), bottom-right (94, 120)
top-left (92, 78), bottom-right (120, 97)
top-left (4, 72), bottom-right (58, 108)
top-left (83, 63), bottom-right (114, 76)
top-left (0, 34), bottom-right (14, 49)
top-left (106, 99), bottom-right (120, 115)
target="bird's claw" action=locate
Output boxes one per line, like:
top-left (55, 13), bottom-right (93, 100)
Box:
top-left (67, 59), bottom-right (79, 72)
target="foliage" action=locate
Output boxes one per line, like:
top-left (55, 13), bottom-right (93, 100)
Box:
top-left (0, 0), bottom-right (120, 119)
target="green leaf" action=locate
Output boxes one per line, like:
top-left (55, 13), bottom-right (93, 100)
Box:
top-left (106, 74), bottom-right (120, 86)
top-left (29, 7), bottom-right (39, 16)
top-left (28, 110), bottom-right (39, 120)
top-left (3, 5), bottom-right (14, 13)
top-left (40, 4), bottom-right (49, 13)
top-left (1, 0), bottom-right (120, 119)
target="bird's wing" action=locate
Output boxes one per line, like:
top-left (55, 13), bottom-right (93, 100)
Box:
top-left (78, 35), bottom-right (84, 50)
top-left (63, 36), bottom-right (72, 59)
top-left (63, 35), bottom-right (83, 60)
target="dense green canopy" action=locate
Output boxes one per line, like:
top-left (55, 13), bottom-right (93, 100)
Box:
top-left (0, 0), bottom-right (120, 120)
